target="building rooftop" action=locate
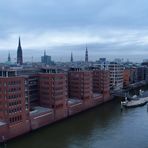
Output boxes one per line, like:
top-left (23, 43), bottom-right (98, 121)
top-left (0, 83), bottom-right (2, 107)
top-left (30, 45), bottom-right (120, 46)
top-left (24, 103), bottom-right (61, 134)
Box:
top-left (93, 93), bottom-right (102, 97)
top-left (0, 121), bottom-right (7, 126)
top-left (30, 106), bottom-right (53, 116)
top-left (68, 98), bottom-right (82, 105)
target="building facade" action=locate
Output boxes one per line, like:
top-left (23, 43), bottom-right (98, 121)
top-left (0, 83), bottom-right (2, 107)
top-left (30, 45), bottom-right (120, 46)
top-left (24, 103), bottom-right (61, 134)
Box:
top-left (0, 75), bottom-right (30, 141)
top-left (123, 69), bottom-right (131, 87)
top-left (41, 51), bottom-right (53, 65)
top-left (0, 65), bottom-right (113, 142)
top-left (68, 68), bottom-right (93, 108)
top-left (92, 69), bottom-right (111, 101)
top-left (109, 62), bottom-right (124, 90)
top-left (39, 72), bottom-right (68, 121)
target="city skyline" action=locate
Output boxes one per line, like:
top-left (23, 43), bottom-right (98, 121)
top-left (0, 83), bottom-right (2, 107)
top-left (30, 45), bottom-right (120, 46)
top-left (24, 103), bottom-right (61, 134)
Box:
top-left (0, 0), bottom-right (148, 62)
top-left (1, 48), bottom-right (148, 63)
top-left (1, 0), bottom-right (148, 147)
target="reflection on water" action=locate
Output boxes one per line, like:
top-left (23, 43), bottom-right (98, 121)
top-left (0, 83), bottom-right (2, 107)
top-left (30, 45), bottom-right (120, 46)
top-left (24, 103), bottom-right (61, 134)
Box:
top-left (7, 86), bottom-right (148, 148)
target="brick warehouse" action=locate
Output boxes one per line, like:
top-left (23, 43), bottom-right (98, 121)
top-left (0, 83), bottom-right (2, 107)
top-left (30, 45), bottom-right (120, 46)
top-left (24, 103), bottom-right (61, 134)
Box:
top-left (0, 67), bottom-right (112, 142)
top-left (68, 68), bottom-right (94, 109)
top-left (0, 76), bottom-right (30, 141)
top-left (92, 69), bottom-right (111, 102)
top-left (39, 72), bottom-right (68, 121)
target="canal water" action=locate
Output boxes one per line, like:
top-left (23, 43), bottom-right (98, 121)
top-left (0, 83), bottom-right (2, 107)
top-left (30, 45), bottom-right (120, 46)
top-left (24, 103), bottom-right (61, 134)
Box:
top-left (6, 86), bottom-right (148, 148)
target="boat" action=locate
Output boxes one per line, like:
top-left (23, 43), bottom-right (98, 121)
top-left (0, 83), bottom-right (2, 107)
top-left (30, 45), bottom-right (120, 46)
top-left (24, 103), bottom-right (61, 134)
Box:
top-left (121, 98), bottom-right (148, 108)
top-left (128, 89), bottom-right (144, 100)
top-left (131, 95), bottom-right (138, 100)
top-left (121, 90), bottom-right (148, 108)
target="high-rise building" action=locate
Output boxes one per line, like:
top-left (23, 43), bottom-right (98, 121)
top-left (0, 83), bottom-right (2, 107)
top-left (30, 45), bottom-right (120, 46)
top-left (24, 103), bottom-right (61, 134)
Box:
top-left (41, 50), bottom-right (53, 65)
top-left (109, 62), bottom-right (124, 90)
top-left (136, 66), bottom-right (145, 82)
top-left (95, 58), bottom-right (109, 70)
top-left (17, 37), bottom-right (23, 65)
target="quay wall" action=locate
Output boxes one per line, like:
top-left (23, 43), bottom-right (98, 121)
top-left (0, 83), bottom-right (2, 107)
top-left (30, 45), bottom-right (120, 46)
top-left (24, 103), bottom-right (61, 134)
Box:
top-left (30, 112), bottom-right (54, 130)
top-left (0, 96), bottom-right (113, 142)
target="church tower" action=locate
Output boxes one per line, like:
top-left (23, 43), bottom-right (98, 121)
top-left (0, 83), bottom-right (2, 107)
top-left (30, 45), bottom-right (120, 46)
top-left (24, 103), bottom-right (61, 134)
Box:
top-left (17, 37), bottom-right (23, 65)
top-left (8, 52), bottom-right (11, 62)
top-left (71, 52), bottom-right (73, 62)
top-left (85, 46), bottom-right (88, 62)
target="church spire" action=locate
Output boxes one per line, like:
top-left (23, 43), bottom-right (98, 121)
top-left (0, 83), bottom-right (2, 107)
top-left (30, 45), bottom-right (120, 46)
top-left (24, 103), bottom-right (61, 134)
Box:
top-left (44, 50), bottom-right (46, 57)
top-left (17, 37), bottom-right (23, 65)
top-left (18, 36), bottom-right (21, 47)
top-left (71, 52), bottom-right (73, 62)
top-left (85, 45), bottom-right (88, 62)
top-left (8, 52), bottom-right (11, 62)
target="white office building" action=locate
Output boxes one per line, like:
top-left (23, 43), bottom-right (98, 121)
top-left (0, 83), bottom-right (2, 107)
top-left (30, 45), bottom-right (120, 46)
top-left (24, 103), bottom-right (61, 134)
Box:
top-left (109, 62), bottom-right (124, 90)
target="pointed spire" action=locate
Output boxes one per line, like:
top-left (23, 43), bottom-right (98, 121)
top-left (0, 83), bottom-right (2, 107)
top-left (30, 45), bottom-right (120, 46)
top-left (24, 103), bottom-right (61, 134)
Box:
top-left (17, 36), bottom-right (23, 65)
top-left (85, 45), bottom-right (88, 62)
top-left (18, 36), bottom-right (21, 47)
top-left (8, 52), bottom-right (11, 62)
top-left (71, 52), bottom-right (73, 62)
top-left (44, 50), bottom-right (46, 56)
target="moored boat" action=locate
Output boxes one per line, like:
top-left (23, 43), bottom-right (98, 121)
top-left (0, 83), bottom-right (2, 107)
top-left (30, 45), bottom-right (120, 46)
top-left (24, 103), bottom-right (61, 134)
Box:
top-left (121, 98), bottom-right (148, 108)
top-left (121, 90), bottom-right (148, 108)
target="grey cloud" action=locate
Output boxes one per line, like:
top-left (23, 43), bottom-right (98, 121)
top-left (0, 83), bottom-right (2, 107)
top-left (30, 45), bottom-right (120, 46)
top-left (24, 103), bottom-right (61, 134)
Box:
top-left (0, 0), bottom-right (148, 61)
top-left (1, 0), bottom-right (148, 32)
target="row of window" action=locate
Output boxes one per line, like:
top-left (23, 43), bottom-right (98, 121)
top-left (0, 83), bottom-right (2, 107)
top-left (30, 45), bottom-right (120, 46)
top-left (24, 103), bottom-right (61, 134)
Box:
top-left (41, 81), bottom-right (65, 86)
top-left (40, 77), bottom-right (65, 81)
top-left (8, 107), bottom-right (22, 114)
top-left (0, 81), bottom-right (22, 86)
top-left (8, 87), bottom-right (21, 92)
top-left (9, 115), bottom-right (22, 123)
top-left (8, 94), bottom-right (22, 99)
top-left (8, 100), bottom-right (22, 106)
top-left (0, 88), bottom-right (22, 94)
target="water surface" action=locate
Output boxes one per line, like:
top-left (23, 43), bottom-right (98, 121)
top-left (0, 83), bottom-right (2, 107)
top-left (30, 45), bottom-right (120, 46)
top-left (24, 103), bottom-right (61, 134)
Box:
top-left (6, 98), bottom-right (148, 148)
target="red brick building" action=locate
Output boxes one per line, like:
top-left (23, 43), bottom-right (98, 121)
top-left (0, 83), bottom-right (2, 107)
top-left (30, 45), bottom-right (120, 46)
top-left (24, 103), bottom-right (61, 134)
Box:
top-left (92, 69), bottom-right (111, 102)
top-left (39, 73), bottom-right (68, 121)
top-left (0, 67), bottom-right (113, 141)
top-left (0, 76), bottom-right (30, 141)
top-left (123, 69), bottom-right (130, 87)
top-left (68, 69), bottom-right (93, 109)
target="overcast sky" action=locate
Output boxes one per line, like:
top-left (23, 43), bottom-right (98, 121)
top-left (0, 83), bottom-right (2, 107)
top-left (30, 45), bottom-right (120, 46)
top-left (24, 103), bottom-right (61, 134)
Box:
top-left (1, 0), bottom-right (148, 62)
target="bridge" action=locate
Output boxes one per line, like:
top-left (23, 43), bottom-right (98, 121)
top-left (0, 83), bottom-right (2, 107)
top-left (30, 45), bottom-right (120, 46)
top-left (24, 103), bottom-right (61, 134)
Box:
top-left (111, 90), bottom-right (130, 98)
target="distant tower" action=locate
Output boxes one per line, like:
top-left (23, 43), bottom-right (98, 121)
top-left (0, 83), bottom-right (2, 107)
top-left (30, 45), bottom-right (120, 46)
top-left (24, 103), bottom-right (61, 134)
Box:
top-left (44, 50), bottom-right (46, 57)
top-left (71, 52), bottom-right (73, 62)
top-left (8, 52), bottom-right (11, 62)
top-left (17, 37), bottom-right (23, 65)
top-left (85, 46), bottom-right (88, 62)
top-left (41, 50), bottom-right (53, 65)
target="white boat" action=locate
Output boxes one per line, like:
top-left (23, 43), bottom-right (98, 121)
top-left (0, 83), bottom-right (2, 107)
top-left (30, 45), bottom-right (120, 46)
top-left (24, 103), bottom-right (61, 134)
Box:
top-left (121, 97), bottom-right (148, 108)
